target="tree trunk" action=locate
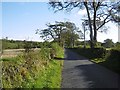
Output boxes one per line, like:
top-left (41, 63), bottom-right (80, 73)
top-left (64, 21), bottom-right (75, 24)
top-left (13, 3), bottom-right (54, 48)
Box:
top-left (84, 2), bottom-right (94, 48)
top-left (93, 2), bottom-right (98, 47)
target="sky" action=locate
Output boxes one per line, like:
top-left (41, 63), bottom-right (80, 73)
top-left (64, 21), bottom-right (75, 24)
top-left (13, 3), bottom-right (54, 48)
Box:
top-left (1, 2), bottom-right (119, 43)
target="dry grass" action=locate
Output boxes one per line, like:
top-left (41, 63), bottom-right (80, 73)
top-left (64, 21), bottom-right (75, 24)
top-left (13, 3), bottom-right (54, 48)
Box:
top-left (1, 48), bottom-right (41, 58)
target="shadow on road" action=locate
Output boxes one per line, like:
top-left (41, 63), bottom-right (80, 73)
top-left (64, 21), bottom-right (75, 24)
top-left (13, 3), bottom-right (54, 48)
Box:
top-left (75, 64), bottom-right (119, 88)
top-left (61, 49), bottom-right (120, 88)
top-left (55, 49), bottom-right (87, 60)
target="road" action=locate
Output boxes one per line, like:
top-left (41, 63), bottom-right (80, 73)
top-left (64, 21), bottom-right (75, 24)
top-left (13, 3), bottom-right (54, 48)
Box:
top-left (61, 49), bottom-right (120, 88)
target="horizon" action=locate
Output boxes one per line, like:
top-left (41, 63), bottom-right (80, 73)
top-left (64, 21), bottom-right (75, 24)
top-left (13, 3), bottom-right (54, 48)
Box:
top-left (0, 38), bottom-right (118, 43)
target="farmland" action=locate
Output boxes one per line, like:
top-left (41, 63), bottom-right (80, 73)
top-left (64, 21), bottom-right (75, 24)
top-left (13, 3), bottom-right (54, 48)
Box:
top-left (1, 48), bottom-right (40, 58)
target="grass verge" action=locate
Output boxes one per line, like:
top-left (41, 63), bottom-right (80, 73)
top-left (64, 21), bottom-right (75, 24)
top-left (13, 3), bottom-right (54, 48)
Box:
top-left (33, 60), bottom-right (63, 88)
top-left (1, 43), bottom-right (64, 88)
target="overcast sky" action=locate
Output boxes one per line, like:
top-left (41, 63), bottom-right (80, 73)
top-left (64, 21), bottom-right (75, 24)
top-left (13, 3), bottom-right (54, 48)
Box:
top-left (2, 2), bottom-right (118, 43)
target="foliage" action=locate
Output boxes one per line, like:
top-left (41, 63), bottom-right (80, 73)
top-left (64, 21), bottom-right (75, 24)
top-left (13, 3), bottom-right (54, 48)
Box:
top-left (95, 42), bottom-right (102, 48)
top-left (102, 39), bottom-right (114, 48)
top-left (2, 40), bottom-right (20, 49)
top-left (92, 49), bottom-right (120, 74)
top-left (36, 21), bottom-right (80, 47)
top-left (72, 47), bottom-right (120, 74)
top-left (1, 39), bottom-right (42, 50)
top-left (24, 41), bottom-right (32, 53)
top-left (2, 43), bottom-right (64, 88)
top-left (49, 1), bottom-right (119, 48)
top-left (109, 2), bottom-right (120, 23)
top-left (105, 49), bottom-right (120, 61)
top-left (114, 42), bottom-right (120, 50)
top-left (50, 43), bottom-right (64, 58)
top-left (71, 47), bottom-right (106, 59)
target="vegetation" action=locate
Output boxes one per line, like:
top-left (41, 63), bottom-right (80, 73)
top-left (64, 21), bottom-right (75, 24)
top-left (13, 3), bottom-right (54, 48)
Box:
top-left (36, 21), bottom-right (81, 48)
top-left (101, 39), bottom-right (114, 48)
top-left (1, 1), bottom-right (119, 89)
top-left (109, 2), bottom-right (120, 23)
top-left (71, 46), bottom-right (120, 74)
top-left (1, 1), bottom-right (120, 88)
top-left (1, 43), bottom-right (64, 88)
top-left (1, 39), bottom-right (43, 50)
top-left (114, 42), bottom-right (120, 50)
top-left (49, 1), bottom-right (119, 48)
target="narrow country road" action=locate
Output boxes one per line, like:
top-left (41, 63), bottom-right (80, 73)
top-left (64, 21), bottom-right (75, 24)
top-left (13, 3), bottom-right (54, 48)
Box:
top-left (61, 49), bottom-right (120, 88)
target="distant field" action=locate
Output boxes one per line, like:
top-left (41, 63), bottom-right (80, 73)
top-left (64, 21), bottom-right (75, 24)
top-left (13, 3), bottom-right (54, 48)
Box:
top-left (1, 48), bottom-right (40, 58)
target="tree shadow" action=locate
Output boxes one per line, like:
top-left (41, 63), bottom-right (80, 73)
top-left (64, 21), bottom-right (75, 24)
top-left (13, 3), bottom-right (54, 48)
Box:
top-left (74, 64), bottom-right (120, 88)
top-left (65, 48), bottom-right (88, 60)
top-left (54, 48), bottom-right (89, 60)
top-left (54, 54), bottom-right (87, 61)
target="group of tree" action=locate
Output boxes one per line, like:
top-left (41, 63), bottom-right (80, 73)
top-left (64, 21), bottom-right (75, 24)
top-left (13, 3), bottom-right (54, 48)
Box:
top-left (72, 38), bottom-right (119, 49)
top-left (36, 21), bottom-right (81, 48)
top-left (48, 0), bottom-right (120, 48)
top-left (1, 39), bottom-right (43, 50)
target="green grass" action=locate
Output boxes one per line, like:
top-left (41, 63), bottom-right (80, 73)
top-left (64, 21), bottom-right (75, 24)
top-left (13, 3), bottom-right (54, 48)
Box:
top-left (33, 60), bottom-right (63, 88)
top-left (2, 43), bottom-right (64, 88)
top-left (91, 58), bottom-right (106, 63)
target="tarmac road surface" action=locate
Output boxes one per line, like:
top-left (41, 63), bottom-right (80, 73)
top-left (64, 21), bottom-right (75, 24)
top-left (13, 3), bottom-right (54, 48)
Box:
top-left (61, 49), bottom-right (120, 88)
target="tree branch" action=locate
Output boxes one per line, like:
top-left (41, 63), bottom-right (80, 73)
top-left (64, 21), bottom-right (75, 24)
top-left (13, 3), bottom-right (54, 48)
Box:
top-left (96, 15), bottom-right (111, 31)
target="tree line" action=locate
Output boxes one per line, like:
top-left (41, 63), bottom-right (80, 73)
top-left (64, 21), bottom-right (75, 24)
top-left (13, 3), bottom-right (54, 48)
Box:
top-left (1, 37), bottom-right (120, 50)
top-left (1, 39), bottom-right (42, 50)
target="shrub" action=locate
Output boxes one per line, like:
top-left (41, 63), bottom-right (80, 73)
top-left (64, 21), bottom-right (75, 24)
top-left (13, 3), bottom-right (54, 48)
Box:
top-left (99, 49), bottom-right (120, 74)
top-left (2, 49), bottom-right (47, 88)
top-left (2, 45), bottom-right (64, 88)
top-left (50, 43), bottom-right (63, 58)
top-left (71, 47), bottom-right (120, 74)
top-left (105, 49), bottom-right (120, 61)
top-left (91, 48), bottom-right (107, 58)
top-left (71, 48), bottom-right (106, 59)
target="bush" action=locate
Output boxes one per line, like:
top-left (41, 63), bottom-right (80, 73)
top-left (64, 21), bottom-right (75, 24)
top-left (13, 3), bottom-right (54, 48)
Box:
top-left (50, 43), bottom-right (63, 58)
top-left (105, 49), bottom-right (120, 61)
top-left (71, 47), bottom-right (120, 74)
top-left (91, 48), bottom-right (106, 58)
top-left (2, 49), bottom-right (49, 88)
top-left (71, 48), bottom-right (106, 59)
top-left (2, 44), bottom-right (64, 88)
top-left (100, 49), bottom-right (120, 74)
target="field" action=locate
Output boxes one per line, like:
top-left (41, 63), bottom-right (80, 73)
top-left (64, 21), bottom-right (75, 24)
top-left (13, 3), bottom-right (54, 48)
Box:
top-left (1, 48), bottom-right (40, 58)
